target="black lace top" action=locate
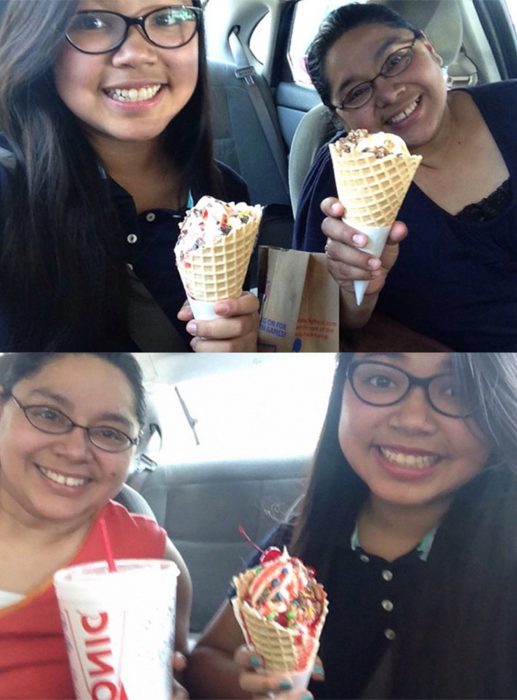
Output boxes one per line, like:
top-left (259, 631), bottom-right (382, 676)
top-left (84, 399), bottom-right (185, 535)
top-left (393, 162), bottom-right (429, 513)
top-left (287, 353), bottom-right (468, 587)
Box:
top-left (456, 178), bottom-right (512, 222)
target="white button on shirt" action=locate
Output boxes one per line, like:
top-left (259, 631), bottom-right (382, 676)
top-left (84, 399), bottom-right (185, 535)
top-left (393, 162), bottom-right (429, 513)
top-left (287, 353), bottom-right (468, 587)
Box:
top-left (382, 599), bottom-right (394, 612)
top-left (384, 628), bottom-right (396, 640)
top-left (127, 234), bottom-right (138, 243)
top-left (146, 212), bottom-right (156, 222)
top-left (382, 569), bottom-right (393, 581)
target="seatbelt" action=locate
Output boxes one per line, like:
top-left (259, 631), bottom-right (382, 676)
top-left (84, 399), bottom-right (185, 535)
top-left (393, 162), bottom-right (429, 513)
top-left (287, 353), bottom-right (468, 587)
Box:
top-left (126, 422), bottom-right (162, 493)
top-left (228, 26), bottom-right (290, 196)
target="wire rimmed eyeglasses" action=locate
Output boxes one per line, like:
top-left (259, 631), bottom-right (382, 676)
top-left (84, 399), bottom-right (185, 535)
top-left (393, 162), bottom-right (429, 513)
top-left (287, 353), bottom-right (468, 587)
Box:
top-left (332, 32), bottom-right (422, 111)
top-left (346, 361), bottom-right (475, 419)
top-left (9, 393), bottom-right (139, 453)
top-left (66, 5), bottom-right (202, 55)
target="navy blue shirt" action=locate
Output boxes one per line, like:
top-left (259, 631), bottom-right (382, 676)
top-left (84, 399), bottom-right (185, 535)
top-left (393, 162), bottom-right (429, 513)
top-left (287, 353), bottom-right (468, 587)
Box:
top-left (0, 148), bottom-right (247, 350)
top-left (293, 81), bottom-right (517, 351)
top-left (111, 165), bottom-right (248, 350)
top-left (239, 523), bottom-right (429, 700)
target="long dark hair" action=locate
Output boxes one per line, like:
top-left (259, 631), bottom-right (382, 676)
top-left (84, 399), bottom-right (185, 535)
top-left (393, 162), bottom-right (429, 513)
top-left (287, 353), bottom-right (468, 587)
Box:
top-left (291, 352), bottom-right (517, 698)
top-left (0, 352), bottom-right (146, 427)
top-left (306, 3), bottom-right (418, 109)
top-left (0, 0), bottom-right (220, 350)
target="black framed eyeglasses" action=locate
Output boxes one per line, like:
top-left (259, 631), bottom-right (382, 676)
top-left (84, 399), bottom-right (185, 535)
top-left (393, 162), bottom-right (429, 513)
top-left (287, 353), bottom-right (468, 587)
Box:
top-left (333, 32), bottom-right (421, 110)
top-left (346, 361), bottom-right (475, 418)
top-left (65, 5), bottom-right (202, 55)
top-left (9, 393), bottom-right (139, 453)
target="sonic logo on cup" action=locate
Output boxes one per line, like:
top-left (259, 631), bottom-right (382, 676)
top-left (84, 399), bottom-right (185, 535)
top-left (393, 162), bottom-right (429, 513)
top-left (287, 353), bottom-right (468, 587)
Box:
top-left (79, 611), bottom-right (124, 700)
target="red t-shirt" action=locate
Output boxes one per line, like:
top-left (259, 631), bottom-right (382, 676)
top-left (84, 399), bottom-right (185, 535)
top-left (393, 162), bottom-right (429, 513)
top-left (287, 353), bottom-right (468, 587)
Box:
top-left (0, 501), bottom-right (166, 699)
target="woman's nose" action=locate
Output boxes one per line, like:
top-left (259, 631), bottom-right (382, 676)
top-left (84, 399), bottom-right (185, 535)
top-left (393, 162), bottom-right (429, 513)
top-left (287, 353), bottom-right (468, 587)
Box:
top-left (389, 387), bottom-right (437, 433)
top-left (55, 426), bottom-right (93, 458)
top-left (112, 26), bottom-right (158, 66)
top-left (373, 75), bottom-right (407, 106)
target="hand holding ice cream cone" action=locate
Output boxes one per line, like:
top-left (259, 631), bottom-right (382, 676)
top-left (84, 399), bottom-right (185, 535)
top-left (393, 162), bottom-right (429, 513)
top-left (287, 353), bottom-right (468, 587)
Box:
top-left (231, 546), bottom-right (328, 691)
top-left (174, 196), bottom-right (262, 320)
top-left (328, 129), bottom-right (421, 304)
top-left (235, 644), bottom-right (324, 698)
top-left (322, 198), bottom-right (408, 315)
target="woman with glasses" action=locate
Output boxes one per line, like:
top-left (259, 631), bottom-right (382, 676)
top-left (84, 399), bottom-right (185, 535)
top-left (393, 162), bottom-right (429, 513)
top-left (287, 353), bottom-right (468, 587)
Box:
top-left (187, 352), bottom-right (517, 699)
top-left (0, 352), bottom-right (192, 698)
top-left (293, 3), bottom-right (517, 352)
top-left (0, 0), bottom-right (258, 352)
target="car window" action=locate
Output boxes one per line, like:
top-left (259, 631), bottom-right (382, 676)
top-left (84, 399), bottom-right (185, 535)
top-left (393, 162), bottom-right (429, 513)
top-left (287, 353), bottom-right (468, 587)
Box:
top-left (288, 0), bottom-right (364, 86)
top-left (504, 0), bottom-right (517, 34)
top-left (250, 12), bottom-right (272, 64)
top-left (138, 354), bottom-right (336, 465)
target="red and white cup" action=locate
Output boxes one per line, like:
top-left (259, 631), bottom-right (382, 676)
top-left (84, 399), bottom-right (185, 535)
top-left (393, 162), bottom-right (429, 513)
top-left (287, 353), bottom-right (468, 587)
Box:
top-left (53, 559), bottom-right (179, 700)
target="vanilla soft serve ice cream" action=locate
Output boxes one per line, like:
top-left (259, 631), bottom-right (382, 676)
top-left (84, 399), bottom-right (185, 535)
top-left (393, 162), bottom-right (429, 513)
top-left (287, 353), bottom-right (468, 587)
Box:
top-left (175, 196), bottom-right (262, 262)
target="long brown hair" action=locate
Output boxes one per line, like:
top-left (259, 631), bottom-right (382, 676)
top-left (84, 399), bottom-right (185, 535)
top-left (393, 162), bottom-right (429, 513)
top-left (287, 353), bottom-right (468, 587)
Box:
top-left (0, 0), bottom-right (221, 349)
top-left (291, 352), bottom-right (517, 698)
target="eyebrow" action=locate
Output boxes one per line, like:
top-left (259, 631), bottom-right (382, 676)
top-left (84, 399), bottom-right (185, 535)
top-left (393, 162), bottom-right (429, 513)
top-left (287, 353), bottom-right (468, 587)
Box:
top-left (334, 35), bottom-right (413, 96)
top-left (26, 389), bottom-right (134, 430)
top-left (79, 1), bottom-right (180, 10)
top-left (359, 352), bottom-right (407, 362)
top-left (358, 353), bottom-right (453, 372)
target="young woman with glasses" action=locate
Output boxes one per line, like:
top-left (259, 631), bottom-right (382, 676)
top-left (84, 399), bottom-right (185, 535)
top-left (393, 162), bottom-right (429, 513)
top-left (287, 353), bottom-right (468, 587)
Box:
top-left (0, 0), bottom-right (258, 351)
top-left (293, 3), bottom-right (517, 352)
top-left (187, 352), bottom-right (517, 699)
top-left (0, 352), bottom-right (192, 698)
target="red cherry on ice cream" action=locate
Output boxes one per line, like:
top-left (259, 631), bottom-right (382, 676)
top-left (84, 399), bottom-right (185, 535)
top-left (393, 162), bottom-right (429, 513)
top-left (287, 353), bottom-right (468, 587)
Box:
top-left (260, 547), bottom-right (282, 564)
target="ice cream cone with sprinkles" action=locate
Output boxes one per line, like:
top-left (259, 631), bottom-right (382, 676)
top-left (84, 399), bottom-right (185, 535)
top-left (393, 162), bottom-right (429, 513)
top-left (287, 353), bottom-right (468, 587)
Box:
top-left (174, 195), bottom-right (262, 319)
top-left (231, 547), bottom-right (328, 687)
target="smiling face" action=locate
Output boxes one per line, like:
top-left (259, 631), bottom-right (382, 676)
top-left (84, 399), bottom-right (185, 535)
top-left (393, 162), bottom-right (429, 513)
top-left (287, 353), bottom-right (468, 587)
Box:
top-left (0, 355), bottom-right (140, 527)
top-left (338, 353), bottom-right (490, 514)
top-left (324, 23), bottom-right (447, 148)
top-left (53, 0), bottom-right (199, 150)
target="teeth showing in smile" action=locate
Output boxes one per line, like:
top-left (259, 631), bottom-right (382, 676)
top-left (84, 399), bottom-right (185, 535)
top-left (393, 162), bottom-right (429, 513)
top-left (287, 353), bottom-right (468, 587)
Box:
top-left (107, 84), bottom-right (162, 103)
top-left (387, 97), bottom-right (420, 124)
top-left (380, 447), bottom-right (439, 469)
top-left (38, 465), bottom-right (88, 488)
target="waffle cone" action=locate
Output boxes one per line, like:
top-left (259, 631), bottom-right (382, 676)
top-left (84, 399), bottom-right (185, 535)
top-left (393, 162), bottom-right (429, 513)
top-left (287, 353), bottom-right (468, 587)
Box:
top-left (177, 217), bottom-right (260, 302)
top-left (329, 145), bottom-right (422, 227)
top-left (232, 570), bottom-right (328, 673)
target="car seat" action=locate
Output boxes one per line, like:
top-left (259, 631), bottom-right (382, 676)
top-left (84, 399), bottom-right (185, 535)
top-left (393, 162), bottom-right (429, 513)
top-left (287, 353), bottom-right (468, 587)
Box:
top-left (114, 483), bottom-right (157, 520)
top-left (288, 0), bottom-right (472, 214)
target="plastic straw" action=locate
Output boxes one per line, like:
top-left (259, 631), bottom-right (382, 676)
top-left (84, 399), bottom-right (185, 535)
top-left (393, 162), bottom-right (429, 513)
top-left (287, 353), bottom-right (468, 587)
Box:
top-left (238, 525), bottom-right (264, 554)
top-left (99, 517), bottom-right (128, 700)
top-left (99, 517), bottom-right (117, 572)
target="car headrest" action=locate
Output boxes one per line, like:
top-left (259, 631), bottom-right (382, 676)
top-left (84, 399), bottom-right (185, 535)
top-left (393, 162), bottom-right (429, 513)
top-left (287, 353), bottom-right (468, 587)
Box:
top-left (372, 0), bottom-right (463, 67)
top-left (288, 104), bottom-right (336, 215)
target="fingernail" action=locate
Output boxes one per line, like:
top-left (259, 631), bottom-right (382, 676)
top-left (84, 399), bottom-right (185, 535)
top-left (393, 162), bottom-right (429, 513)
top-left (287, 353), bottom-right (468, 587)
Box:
top-left (367, 258), bottom-right (381, 270)
top-left (186, 321), bottom-right (197, 335)
top-left (278, 679), bottom-right (293, 691)
top-left (352, 234), bottom-right (366, 246)
top-left (301, 694), bottom-right (313, 700)
top-left (249, 655), bottom-right (262, 668)
top-left (330, 203), bottom-right (341, 214)
top-left (313, 663), bottom-right (325, 678)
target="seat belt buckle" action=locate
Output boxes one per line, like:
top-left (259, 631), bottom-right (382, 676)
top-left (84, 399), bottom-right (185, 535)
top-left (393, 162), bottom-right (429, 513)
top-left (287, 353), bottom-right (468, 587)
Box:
top-left (134, 453), bottom-right (158, 473)
top-left (235, 66), bottom-right (255, 86)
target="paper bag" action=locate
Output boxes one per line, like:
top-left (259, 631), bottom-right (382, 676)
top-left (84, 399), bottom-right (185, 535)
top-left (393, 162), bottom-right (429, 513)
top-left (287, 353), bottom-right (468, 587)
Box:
top-left (258, 247), bottom-right (339, 352)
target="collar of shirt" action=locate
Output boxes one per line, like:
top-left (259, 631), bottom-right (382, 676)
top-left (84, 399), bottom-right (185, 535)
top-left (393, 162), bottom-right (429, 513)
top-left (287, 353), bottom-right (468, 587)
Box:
top-left (350, 522), bottom-right (437, 562)
top-left (99, 164), bottom-right (194, 211)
